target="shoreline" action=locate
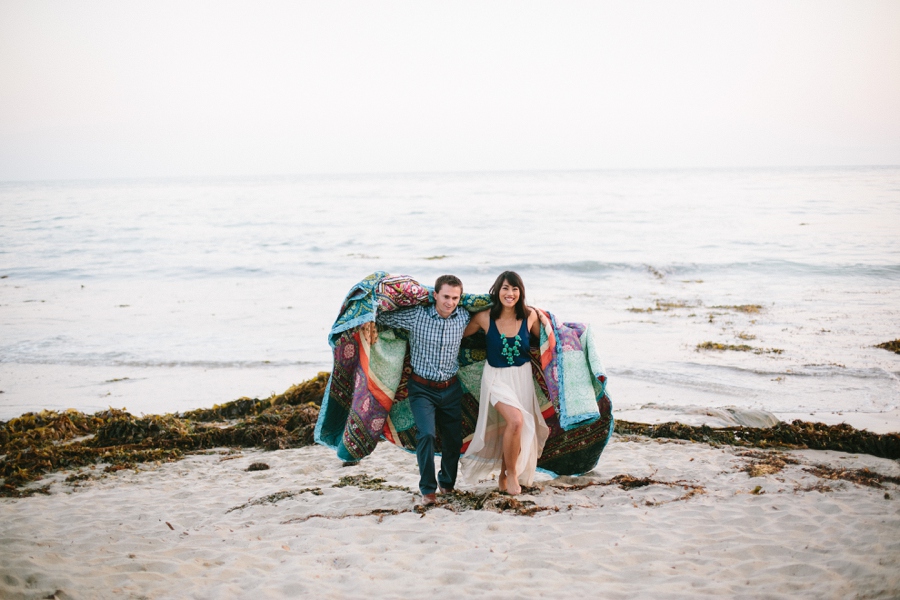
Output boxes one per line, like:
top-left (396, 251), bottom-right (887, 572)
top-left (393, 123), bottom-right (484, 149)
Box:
top-left (2, 364), bottom-right (898, 434)
top-left (3, 373), bottom-right (899, 499)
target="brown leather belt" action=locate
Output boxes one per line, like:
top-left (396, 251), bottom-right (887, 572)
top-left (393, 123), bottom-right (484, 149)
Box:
top-left (410, 372), bottom-right (457, 389)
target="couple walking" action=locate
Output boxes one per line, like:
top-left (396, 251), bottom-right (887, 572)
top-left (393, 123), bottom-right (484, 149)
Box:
top-left (376, 271), bottom-right (551, 506)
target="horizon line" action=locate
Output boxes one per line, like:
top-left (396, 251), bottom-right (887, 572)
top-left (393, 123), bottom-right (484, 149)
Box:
top-left (2, 163), bottom-right (899, 186)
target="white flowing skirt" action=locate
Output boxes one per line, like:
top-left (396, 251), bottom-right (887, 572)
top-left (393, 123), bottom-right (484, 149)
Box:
top-left (461, 361), bottom-right (550, 486)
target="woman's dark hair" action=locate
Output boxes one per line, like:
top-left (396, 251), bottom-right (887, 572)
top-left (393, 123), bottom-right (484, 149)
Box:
top-left (489, 271), bottom-right (527, 320)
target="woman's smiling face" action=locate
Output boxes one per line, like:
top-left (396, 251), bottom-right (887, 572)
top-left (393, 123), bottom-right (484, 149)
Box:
top-left (499, 280), bottom-right (520, 308)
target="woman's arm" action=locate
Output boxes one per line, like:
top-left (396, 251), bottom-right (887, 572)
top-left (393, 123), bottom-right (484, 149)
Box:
top-left (528, 307), bottom-right (550, 337)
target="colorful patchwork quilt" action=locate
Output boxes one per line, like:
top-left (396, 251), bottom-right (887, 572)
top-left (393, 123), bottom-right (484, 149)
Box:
top-left (314, 273), bottom-right (614, 476)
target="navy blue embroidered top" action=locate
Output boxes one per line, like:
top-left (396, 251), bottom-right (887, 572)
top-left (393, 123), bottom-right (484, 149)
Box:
top-left (485, 317), bottom-right (531, 368)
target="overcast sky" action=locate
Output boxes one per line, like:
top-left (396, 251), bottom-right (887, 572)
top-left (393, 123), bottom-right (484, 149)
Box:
top-left (1, 1), bottom-right (898, 181)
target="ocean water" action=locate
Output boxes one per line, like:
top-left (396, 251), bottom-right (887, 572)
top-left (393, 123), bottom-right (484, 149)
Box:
top-left (2, 167), bottom-right (899, 430)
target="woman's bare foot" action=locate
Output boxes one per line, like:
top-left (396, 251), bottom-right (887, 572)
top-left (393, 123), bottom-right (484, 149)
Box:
top-left (498, 470), bottom-right (508, 492)
top-left (505, 471), bottom-right (521, 495)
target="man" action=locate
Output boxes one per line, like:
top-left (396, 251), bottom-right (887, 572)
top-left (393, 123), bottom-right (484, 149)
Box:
top-left (375, 274), bottom-right (470, 506)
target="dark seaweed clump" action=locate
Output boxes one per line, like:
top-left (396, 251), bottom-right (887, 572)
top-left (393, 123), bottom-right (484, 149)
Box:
top-left (615, 420), bottom-right (900, 460)
top-left (876, 339), bottom-right (900, 354)
top-left (695, 341), bottom-right (783, 355)
top-left (804, 465), bottom-right (900, 488)
top-left (0, 372), bottom-right (329, 497)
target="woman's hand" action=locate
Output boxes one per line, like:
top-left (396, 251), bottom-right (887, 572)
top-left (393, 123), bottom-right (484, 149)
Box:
top-left (528, 307), bottom-right (550, 337)
top-left (361, 321), bottom-right (378, 345)
top-left (538, 310), bottom-right (552, 329)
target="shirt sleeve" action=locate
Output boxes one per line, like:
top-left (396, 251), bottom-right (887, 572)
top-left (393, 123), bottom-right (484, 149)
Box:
top-left (375, 306), bottom-right (417, 331)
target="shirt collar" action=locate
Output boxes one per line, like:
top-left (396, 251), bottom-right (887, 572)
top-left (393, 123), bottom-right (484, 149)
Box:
top-left (426, 304), bottom-right (460, 320)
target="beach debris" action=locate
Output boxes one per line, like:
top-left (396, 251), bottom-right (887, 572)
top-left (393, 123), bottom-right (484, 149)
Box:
top-left (64, 472), bottom-right (95, 484)
top-left (606, 474), bottom-right (653, 489)
top-left (282, 508), bottom-right (405, 524)
top-left (646, 265), bottom-right (666, 279)
top-left (554, 474), bottom-right (706, 504)
top-left (333, 474), bottom-right (411, 493)
top-left (695, 341), bottom-right (783, 355)
top-left (738, 450), bottom-right (798, 477)
top-left (227, 488), bottom-right (323, 513)
top-left (420, 487), bottom-right (557, 516)
top-left (712, 304), bottom-right (763, 313)
top-left (627, 299), bottom-right (698, 313)
top-left (180, 371), bottom-right (329, 421)
top-left (875, 339), bottom-right (900, 354)
top-left (804, 466), bottom-right (900, 489)
top-left (247, 462), bottom-right (270, 471)
top-left (614, 420), bottom-right (900, 460)
top-left (0, 373), bottom-right (328, 497)
top-left (3, 372), bottom-right (898, 499)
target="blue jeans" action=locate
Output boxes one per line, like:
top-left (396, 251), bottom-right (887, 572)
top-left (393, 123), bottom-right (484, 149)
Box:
top-left (407, 379), bottom-right (463, 495)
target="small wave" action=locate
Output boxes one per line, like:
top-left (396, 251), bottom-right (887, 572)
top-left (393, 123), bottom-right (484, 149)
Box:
top-left (0, 357), bottom-right (322, 369)
top-left (5, 257), bottom-right (899, 282)
top-left (615, 367), bottom-right (751, 396)
top-left (624, 362), bottom-right (900, 383)
top-left (687, 362), bottom-right (899, 381)
top-left (518, 260), bottom-right (900, 279)
top-left (633, 403), bottom-right (781, 428)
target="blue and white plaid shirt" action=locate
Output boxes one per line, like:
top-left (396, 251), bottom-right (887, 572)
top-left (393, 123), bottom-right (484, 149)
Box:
top-left (376, 304), bottom-right (471, 382)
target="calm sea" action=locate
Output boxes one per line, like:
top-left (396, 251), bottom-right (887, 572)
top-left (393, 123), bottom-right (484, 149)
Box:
top-left (2, 167), bottom-right (899, 427)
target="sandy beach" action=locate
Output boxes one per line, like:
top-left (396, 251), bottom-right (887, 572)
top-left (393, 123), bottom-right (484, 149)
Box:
top-left (2, 433), bottom-right (898, 599)
top-left (3, 1), bottom-right (899, 598)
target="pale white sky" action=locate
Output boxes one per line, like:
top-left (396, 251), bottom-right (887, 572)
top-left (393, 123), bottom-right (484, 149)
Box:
top-left (1, 0), bottom-right (898, 181)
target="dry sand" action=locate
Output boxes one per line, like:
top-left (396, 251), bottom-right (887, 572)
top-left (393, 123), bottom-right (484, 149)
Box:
top-left (1, 437), bottom-right (899, 599)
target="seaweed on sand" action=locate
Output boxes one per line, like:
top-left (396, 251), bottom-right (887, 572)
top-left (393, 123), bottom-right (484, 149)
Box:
top-left (333, 474), bottom-right (410, 493)
top-left (627, 299), bottom-right (698, 313)
top-left (738, 450), bottom-right (799, 477)
top-left (875, 339), bottom-right (900, 354)
top-left (4, 370), bottom-right (899, 498)
top-left (615, 420), bottom-right (900, 461)
top-left (433, 488), bottom-right (557, 516)
top-left (696, 341), bottom-right (783, 355)
top-left (804, 465), bottom-right (900, 488)
top-left (227, 488), bottom-right (323, 513)
top-left (711, 304), bottom-right (763, 313)
top-left (0, 372), bottom-right (329, 497)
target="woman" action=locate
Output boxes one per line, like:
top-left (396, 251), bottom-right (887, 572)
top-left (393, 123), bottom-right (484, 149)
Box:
top-left (461, 271), bottom-right (551, 495)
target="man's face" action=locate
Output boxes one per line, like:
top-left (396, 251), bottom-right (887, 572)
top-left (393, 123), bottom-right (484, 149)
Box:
top-left (433, 284), bottom-right (462, 318)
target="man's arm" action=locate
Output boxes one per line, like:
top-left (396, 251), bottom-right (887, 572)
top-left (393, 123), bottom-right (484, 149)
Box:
top-left (364, 307), bottom-right (417, 346)
top-left (376, 306), bottom-right (417, 331)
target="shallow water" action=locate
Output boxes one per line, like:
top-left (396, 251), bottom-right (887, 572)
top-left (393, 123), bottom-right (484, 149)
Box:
top-left (2, 167), bottom-right (899, 428)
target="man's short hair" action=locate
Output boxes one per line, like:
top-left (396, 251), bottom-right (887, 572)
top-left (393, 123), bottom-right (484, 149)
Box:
top-left (434, 274), bottom-right (463, 295)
